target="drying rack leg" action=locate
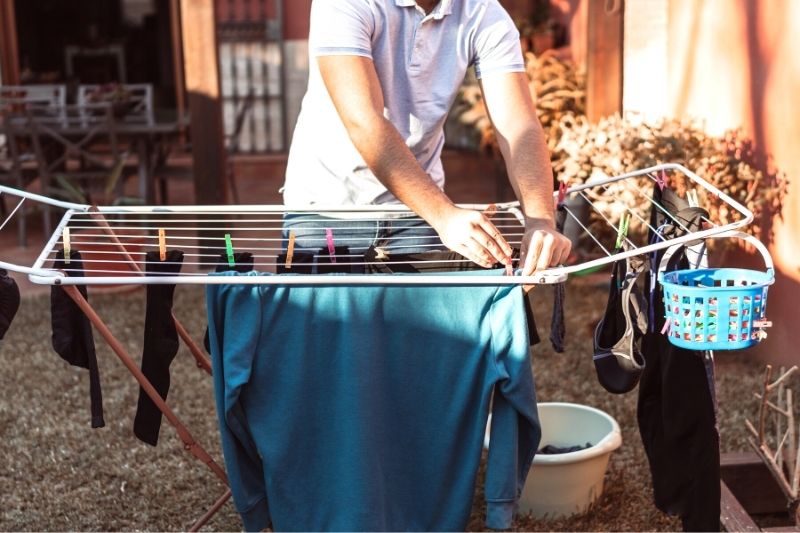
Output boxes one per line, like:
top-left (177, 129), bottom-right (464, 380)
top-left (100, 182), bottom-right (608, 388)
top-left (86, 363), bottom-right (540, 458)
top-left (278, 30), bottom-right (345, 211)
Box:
top-left (88, 207), bottom-right (213, 373)
top-left (61, 285), bottom-right (230, 526)
top-left (189, 489), bottom-right (233, 532)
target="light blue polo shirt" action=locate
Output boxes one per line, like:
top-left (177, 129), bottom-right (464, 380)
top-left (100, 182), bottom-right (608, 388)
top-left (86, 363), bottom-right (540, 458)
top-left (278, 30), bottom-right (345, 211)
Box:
top-left (283, 0), bottom-right (524, 207)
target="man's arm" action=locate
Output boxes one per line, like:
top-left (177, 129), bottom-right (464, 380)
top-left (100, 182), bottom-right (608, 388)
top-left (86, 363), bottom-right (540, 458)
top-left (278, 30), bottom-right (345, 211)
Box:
top-left (479, 71), bottom-right (572, 274)
top-left (317, 55), bottom-right (512, 268)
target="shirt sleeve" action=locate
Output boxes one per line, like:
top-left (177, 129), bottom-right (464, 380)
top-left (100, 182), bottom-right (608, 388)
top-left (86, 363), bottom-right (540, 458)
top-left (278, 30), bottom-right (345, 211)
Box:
top-left (472, 1), bottom-right (525, 79)
top-left (484, 285), bottom-right (541, 529)
top-left (207, 279), bottom-right (271, 532)
top-left (309, 0), bottom-right (375, 59)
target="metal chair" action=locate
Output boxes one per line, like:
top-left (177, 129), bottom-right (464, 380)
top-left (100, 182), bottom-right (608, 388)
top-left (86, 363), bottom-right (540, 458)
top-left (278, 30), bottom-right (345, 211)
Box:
top-left (77, 84), bottom-right (154, 126)
top-left (6, 104), bottom-right (133, 237)
top-left (0, 84), bottom-right (68, 125)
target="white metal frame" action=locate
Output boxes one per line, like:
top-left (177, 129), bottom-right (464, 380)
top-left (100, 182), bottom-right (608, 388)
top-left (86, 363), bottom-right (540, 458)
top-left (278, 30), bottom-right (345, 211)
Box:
top-left (0, 163), bottom-right (756, 287)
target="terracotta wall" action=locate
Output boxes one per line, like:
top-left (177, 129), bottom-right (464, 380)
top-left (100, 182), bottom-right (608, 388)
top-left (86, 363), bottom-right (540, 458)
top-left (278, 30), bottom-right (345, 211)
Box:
top-left (560, 0), bottom-right (798, 362)
top-left (662, 0), bottom-right (800, 364)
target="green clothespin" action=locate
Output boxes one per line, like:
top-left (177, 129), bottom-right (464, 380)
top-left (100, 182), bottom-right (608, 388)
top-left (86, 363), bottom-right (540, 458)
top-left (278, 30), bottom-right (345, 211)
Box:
top-left (615, 213), bottom-right (631, 250)
top-left (225, 233), bottom-right (235, 268)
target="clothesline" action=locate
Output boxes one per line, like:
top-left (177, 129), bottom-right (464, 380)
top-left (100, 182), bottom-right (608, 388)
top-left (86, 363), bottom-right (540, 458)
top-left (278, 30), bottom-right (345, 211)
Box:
top-left (0, 163), bottom-right (756, 286)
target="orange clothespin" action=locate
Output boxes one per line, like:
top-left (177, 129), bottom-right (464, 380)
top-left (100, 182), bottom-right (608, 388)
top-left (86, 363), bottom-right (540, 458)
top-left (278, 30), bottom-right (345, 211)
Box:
top-left (158, 228), bottom-right (167, 261)
top-left (63, 227), bottom-right (71, 265)
top-left (285, 231), bottom-right (296, 270)
top-left (483, 203), bottom-right (498, 217)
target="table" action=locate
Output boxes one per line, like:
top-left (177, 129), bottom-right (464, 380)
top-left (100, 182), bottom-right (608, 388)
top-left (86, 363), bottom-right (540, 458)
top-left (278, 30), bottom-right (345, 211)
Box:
top-left (1, 110), bottom-right (187, 245)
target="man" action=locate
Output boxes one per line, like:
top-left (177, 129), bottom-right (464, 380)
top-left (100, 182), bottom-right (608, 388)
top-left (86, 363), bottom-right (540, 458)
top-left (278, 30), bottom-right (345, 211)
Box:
top-left (282, 0), bottom-right (570, 273)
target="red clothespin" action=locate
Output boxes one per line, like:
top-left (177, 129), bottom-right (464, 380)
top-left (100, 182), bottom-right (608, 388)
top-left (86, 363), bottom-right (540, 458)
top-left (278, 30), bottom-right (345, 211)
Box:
top-left (557, 181), bottom-right (568, 206)
top-left (325, 228), bottom-right (337, 263)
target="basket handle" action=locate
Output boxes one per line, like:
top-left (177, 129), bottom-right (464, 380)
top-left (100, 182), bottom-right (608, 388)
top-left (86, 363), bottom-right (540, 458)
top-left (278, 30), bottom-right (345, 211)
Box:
top-left (658, 231), bottom-right (774, 276)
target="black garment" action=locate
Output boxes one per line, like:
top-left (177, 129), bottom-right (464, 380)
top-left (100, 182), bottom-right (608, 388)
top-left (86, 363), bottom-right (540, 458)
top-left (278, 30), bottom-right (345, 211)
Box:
top-left (51, 250), bottom-right (105, 428)
top-left (550, 204), bottom-right (569, 353)
top-left (133, 250), bottom-right (184, 446)
top-left (0, 269), bottom-right (21, 340)
top-left (539, 442), bottom-right (592, 454)
top-left (637, 187), bottom-right (720, 532)
top-left (363, 247), bottom-right (541, 346)
top-left (592, 251), bottom-right (648, 394)
top-left (203, 252), bottom-right (255, 353)
top-left (276, 251), bottom-right (318, 274)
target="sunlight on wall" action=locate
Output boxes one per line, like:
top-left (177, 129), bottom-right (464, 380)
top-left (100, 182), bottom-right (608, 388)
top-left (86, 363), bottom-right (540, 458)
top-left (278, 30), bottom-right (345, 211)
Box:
top-left (625, 0), bottom-right (800, 362)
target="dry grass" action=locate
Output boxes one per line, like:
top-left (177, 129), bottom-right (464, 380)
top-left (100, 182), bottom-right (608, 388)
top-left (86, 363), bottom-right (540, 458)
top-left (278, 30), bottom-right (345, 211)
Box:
top-left (0, 277), bottom-right (779, 531)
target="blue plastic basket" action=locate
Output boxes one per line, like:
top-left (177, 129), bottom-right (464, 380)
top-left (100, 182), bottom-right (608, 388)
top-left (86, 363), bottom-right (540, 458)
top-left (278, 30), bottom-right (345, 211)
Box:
top-left (658, 233), bottom-right (775, 351)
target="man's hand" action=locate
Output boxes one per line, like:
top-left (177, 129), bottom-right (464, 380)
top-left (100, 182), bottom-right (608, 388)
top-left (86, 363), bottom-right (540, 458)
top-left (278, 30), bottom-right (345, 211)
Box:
top-left (519, 219), bottom-right (572, 275)
top-left (432, 206), bottom-right (513, 268)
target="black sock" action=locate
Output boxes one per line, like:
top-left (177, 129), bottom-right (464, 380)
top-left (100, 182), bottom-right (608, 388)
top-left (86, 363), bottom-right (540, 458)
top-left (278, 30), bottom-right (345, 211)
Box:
top-left (50, 250), bottom-right (105, 428)
top-left (549, 282), bottom-right (566, 353)
top-left (0, 269), bottom-right (21, 340)
top-left (133, 250), bottom-right (184, 446)
top-left (203, 252), bottom-right (254, 353)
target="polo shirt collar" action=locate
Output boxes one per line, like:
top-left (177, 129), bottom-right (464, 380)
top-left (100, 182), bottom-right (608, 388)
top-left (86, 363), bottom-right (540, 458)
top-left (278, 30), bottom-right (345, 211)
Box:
top-left (394, 0), bottom-right (454, 18)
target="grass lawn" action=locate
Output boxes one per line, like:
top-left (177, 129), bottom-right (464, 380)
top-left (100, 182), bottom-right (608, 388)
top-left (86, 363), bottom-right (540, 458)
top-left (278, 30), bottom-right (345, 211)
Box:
top-left (0, 277), bottom-right (780, 531)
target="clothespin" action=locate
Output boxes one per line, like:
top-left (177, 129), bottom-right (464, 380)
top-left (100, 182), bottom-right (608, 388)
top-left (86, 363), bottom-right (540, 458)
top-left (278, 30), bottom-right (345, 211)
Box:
top-left (505, 262), bottom-right (514, 277)
top-left (686, 189), bottom-right (700, 208)
top-left (374, 247), bottom-right (389, 260)
top-left (158, 228), bottom-right (167, 261)
top-left (557, 181), bottom-right (568, 206)
top-left (660, 318), bottom-right (672, 336)
top-left (655, 169), bottom-right (668, 191)
top-left (285, 231), bottom-right (296, 270)
top-left (614, 213), bottom-right (631, 250)
top-left (483, 204), bottom-right (498, 217)
top-left (63, 227), bottom-right (71, 265)
top-left (325, 228), bottom-right (337, 263)
top-left (224, 234), bottom-right (235, 268)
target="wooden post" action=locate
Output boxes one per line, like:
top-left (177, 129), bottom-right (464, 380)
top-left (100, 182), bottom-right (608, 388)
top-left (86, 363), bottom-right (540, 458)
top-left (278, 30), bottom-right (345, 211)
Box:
top-left (586, 0), bottom-right (624, 123)
top-left (179, 0), bottom-right (228, 206)
top-left (169, 0), bottom-right (187, 133)
top-left (0, 0), bottom-right (20, 84)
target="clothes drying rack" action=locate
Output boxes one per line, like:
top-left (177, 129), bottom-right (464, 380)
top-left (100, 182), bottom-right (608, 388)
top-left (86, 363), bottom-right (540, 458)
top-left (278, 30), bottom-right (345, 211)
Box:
top-left (0, 163), bottom-right (755, 529)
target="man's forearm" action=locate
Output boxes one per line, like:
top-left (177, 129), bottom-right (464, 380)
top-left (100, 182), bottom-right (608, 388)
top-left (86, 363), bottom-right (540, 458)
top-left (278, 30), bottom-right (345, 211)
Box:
top-left (494, 118), bottom-right (555, 226)
top-left (347, 115), bottom-right (456, 224)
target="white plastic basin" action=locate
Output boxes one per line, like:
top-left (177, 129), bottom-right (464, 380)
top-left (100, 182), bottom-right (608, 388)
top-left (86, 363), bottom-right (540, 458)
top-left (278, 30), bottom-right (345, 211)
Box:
top-left (484, 402), bottom-right (623, 520)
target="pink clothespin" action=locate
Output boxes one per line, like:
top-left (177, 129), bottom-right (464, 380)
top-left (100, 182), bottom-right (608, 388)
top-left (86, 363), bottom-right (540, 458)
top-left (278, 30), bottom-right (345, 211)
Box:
top-left (325, 228), bottom-right (337, 263)
top-left (505, 262), bottom-right (514, 277)
top-left (660, 318), bottom-right (672, 336)
top-left (656, 170), bottom-right (669, 191)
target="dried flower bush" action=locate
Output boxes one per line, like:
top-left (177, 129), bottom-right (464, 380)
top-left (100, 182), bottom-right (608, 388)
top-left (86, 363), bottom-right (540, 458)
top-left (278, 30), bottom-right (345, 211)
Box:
top-left (448, 50), bottom-right (585, 155)
top-left (449, 50), bottom-right (787, 248)
top-left (552, 114), bottom-right (789, 247)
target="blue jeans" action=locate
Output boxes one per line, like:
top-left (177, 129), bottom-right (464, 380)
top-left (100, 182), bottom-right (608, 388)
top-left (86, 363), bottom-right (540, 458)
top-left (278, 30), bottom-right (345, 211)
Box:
top-left (282, 214), bottom-right (444, 273)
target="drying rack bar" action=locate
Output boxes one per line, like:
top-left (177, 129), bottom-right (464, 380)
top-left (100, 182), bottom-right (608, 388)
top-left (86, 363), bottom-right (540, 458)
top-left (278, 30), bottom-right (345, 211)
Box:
top-left (0, 163), bottom-right (754, 286)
